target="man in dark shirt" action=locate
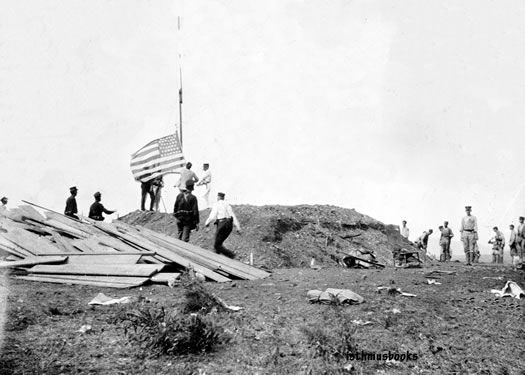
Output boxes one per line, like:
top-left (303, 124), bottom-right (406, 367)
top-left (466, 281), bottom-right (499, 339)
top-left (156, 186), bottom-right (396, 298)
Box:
top-left (64, 186), bottom-right (79, 219)
top-left (88, 191), bottom-right (116, 221)
top-left (173, 180), bottom-right (199, 242)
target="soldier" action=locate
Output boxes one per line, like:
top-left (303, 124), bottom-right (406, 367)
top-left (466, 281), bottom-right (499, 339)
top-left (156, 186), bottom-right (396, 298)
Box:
top-left (415, 229), bottom-right (433, 253)
top-left (489, 226), bottom-right (505, 264)
top-left (400, 220), bottom-right (410, 239)
top-left (173, 180), bottom-right (199, 242)
top-left (151, 175), bottom-right (164, 211)
top-left (64, 186), bottom-right (79, 219)
top-left (441, 221), bottom-right (454, 261)
top-left (460, 206), bottom-right (478, 265)
top-left (0, 197), bottom-right (8, 214)
top-left (196, 163), bottom-right (212, 208)
top-left (205, 192), bottom-right (241, 258)
top-left (88, 192), bottom-right (116, 221)
top-left (140, 180), bottom-right (154, 211)
top-left (509, 224), bottom-right (519, 268)
top-left (517, 216), bottom-right (525, 263)
top-left (177, 162), bottom-right (199, 192)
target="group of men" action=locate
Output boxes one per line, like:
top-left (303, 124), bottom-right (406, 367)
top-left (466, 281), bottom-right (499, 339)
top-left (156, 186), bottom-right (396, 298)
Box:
top-left (64, 186), bottom-right (117, 221)
top-left (140, 162), bottom-right (212, 212)
top-left (170, 162), bottom-right (241, 258)
top-left (401, 205), bottom-right (525, 267)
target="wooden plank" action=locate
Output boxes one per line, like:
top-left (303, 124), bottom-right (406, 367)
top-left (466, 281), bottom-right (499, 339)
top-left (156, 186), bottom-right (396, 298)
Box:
top-left (23, 274), bottom-right (148, 284)
top-left (0, 256), bottom-right (67, 269)
top-left (15, 275), bottom-right (146, 288)
top-left (2, 228), bottom-right (59, 256)
top-left (150, 272), bottom-right (181, 284)
top-left (28, 263), bottom-right (164, 277)
top-left (94, 235), bottom-right (144, 253)
top-left (51, 232), bottom-right (80, 253)
top-left (71, 239), bottom-right (94, 253)
top-left (0, 239), bottom-right (32, 258)
top-left (35, 251), bottom-right (154, 256)
top-left (127, 224), bottom-right (269, 279)
top-left (17, 205), bottom-right (47, 222)
top-left (94, 222), bottom-right (231, 282)
top-left (40, 219), bottom-right (88, 238)
top-left (43, 211), bottom-right (97, 235)
top-left (67, 254), bottom-right (141, 264)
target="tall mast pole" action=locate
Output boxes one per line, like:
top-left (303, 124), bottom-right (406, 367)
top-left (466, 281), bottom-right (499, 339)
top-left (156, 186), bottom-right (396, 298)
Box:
top-left (178, 16), bottom-right (183, 148)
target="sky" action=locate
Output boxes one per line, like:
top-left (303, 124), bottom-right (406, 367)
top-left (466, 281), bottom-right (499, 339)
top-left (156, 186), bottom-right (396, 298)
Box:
top-left (2, 0), bottom-right (525, 257)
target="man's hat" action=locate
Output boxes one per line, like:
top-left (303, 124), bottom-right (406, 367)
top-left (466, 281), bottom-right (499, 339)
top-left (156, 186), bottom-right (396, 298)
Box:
top-left (203, 163), bottom-right (209, 167)
top-left (94, 191), bottom-right (101, 198)
top-left (465, 206), bottom-right (472, 210)
top-left (185, 180), bottom-right (194, 191)
top-left (520, 216), bottom-right (524, 220)
top-left (1, 196), bottom-right (7, 202)
top-left (70, 186), bottom-right (78, 192)
top-left (218, 192), bottom-right (225, 198)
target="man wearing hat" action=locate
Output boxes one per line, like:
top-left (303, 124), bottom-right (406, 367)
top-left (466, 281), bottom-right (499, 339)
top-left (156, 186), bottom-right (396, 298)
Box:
top-left (88, 192), bottom-right (116, 221)
top-left (196, 163), bottom-right (212, 208)
top-left (517, 216), bottom-right (525, 262)
top-left (204, 192), bottom-right (241, 258)
top-left (0, 196), bottom-right (8, 215)
top-left (64, 186), bottom-right (79, 219)
top-left (460, 206), bottom-right (478, 265)
top-left (177, 162), bottom-right (199, 192)
top-left (173, 180), bottom-right (200, 242)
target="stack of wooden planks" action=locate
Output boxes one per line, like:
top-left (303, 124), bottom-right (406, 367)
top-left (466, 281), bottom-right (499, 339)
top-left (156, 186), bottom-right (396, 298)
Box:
top-left (0, 204), bottom-right (270, 288)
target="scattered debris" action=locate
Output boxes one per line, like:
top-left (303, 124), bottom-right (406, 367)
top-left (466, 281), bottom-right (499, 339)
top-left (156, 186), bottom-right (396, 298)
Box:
top-left (490, 281), bottom-right (525, 299)
top-left (425, 270), bottom-right (456, 278)
top-left (307, 288), bottom-right (365, 305)
top-left (391, 308), bottom-right (401, 314)
top-left (426, 279), bottom-right (441, 285)
top-left (77, 324), bottom-right (93, 334)
top-left (0, 204), bottom-right (270, 288)
top-left (341, 254), bottom-right (385, 269)
top-left (482, 276), bottom-right (504, 280)
top-left (351, 319), bottom-right (373, 326)
top-left (393, 248), bottom-right (422, 268)
top-left (377, 286), bottom-right (417, 297)
top-left (88, 293), bottom-right (133, 305)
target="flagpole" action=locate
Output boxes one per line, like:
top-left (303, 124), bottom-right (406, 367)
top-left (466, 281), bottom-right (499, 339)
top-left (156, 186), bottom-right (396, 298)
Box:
top-left (178, 16), bottom-right (183, 148)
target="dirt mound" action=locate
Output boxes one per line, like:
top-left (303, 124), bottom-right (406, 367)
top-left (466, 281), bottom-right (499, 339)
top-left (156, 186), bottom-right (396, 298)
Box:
top-left (119, 204), bottom-right (425, 269)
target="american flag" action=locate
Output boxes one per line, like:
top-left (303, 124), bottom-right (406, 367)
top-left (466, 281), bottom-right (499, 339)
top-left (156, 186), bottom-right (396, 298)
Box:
top-left (130, 133), bottom-right (185, 182)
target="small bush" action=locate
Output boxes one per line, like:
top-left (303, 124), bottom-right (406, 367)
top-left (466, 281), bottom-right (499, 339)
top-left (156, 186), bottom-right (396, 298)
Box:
top-left (114, 303), bottom-right (230, 357)
top-left (181, 274), bottom-right (226, 314)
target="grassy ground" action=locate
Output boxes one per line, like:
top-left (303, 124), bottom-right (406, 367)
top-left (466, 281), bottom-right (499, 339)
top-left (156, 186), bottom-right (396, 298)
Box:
top-left (1, 262), bottom-right (524, 375)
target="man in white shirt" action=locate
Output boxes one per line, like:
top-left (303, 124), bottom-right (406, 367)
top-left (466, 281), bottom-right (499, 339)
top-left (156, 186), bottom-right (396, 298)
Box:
top-left (205, 192), bottom-right (241, 258)
top-left (460, 206), bottom-right (478, 265)
top-left (196, 163), bottom-right (212, 208)
top-left (400, 220), bottom-right (409, 239)
top-left (177, 162), bottom-right (199, 192)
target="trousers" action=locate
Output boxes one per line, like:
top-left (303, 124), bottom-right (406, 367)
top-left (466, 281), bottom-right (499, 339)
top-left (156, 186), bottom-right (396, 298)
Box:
top-left (141, 183), bottom-right (154, 211)
top-left (177, 222), bottom-right (192, 242)
top-left (214, 218), bottom-right (235, 258)
top-left (462, 232), bottom-right (476, 254)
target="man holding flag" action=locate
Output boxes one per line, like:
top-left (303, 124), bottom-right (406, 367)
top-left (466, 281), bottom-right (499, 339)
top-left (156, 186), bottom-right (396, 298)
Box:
top-left (130, 133), bottom-right (186, 210)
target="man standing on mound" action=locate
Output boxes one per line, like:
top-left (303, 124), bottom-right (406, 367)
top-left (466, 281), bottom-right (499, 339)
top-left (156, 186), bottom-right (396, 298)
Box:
top-left (173, 180), bottom-right (200, 242)
top-left (460, 205), bottom-right (477, 265)
top-left (205, 192), bottom-right (241, 258)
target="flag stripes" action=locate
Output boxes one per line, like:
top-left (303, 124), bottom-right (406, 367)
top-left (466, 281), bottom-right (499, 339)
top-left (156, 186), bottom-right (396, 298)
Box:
top-left (130, 133), bottom-right (185, 182)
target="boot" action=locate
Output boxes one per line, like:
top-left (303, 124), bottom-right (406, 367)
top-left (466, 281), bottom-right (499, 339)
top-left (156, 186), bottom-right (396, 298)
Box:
top-left (466, 252), bottom-right (471, 265)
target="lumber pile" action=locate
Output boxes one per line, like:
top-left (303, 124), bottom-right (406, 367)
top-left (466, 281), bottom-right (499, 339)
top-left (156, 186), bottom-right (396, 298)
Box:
top-left (0, 204), bottom-right (270, 288)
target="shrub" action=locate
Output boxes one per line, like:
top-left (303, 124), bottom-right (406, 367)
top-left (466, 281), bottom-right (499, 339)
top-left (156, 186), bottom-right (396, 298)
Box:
top-left (181, 273), bottom-right (226, 314)
top-left (114, 303), bottom-right (230, 357)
